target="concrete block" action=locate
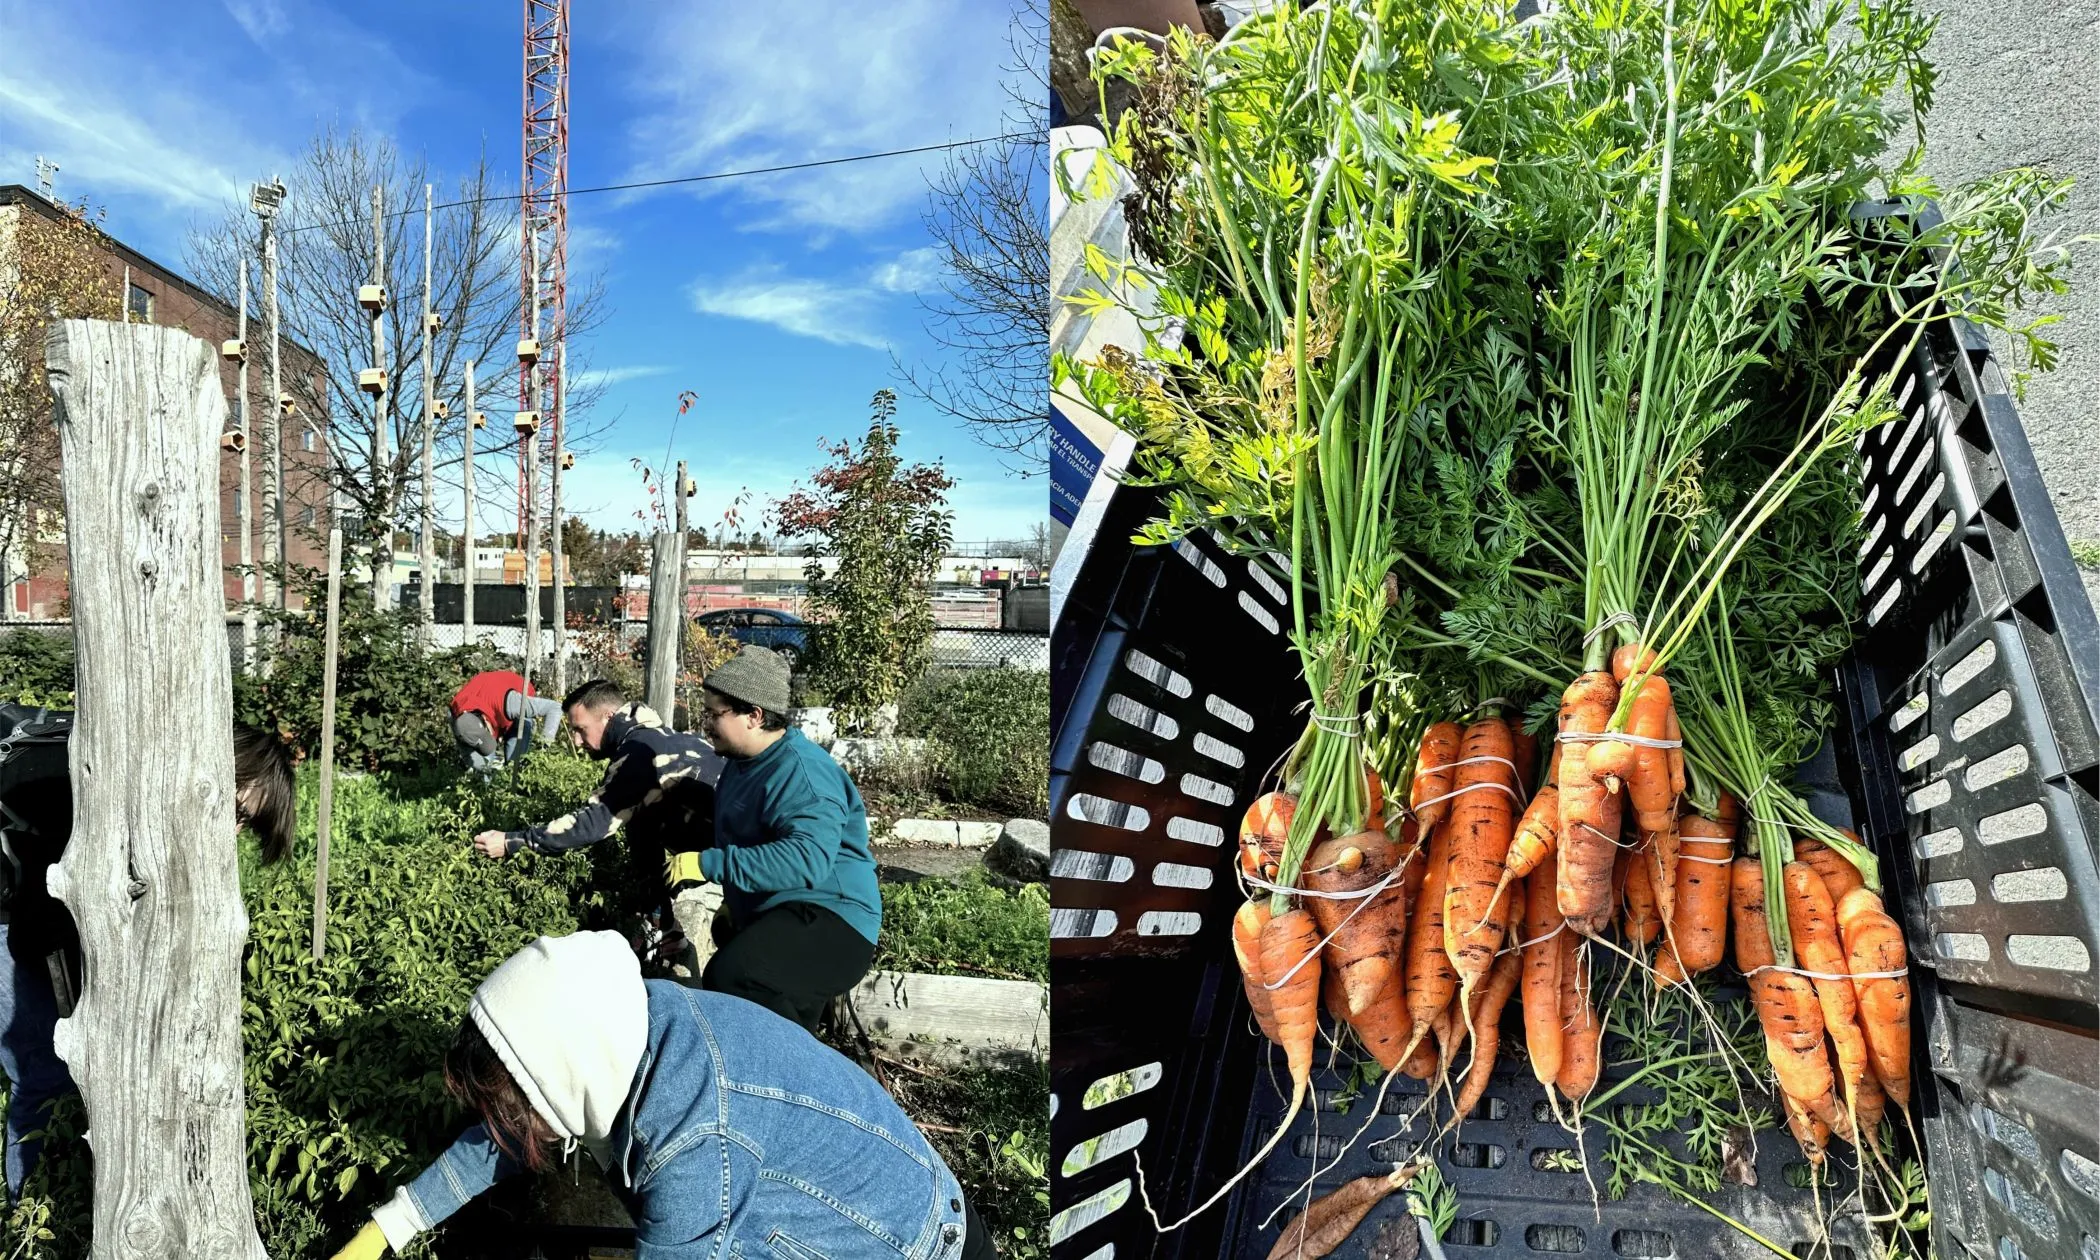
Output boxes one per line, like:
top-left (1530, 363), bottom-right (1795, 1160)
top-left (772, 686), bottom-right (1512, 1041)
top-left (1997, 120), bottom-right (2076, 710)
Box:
top-left (987, 819), bottom-right (1050, 881)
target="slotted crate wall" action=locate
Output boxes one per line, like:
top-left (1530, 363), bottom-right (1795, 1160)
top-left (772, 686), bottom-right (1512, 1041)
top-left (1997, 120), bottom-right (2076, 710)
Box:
top-left (1834, 287), bottom-right (2099, 1260)
top-left (1051, 230), bottom-right (2098, 1260)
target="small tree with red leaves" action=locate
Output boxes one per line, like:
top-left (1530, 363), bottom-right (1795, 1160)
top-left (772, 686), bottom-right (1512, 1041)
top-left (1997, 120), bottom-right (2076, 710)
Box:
top-left (774, 390), bottom-right (954, 730)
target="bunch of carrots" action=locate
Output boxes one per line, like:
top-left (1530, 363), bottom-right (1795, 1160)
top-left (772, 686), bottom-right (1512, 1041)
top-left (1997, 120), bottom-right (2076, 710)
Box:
top-left (1225, 651), bottom-right (1913, 1253)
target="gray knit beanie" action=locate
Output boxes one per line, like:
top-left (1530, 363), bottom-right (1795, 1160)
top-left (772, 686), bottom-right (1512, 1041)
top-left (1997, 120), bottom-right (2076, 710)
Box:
top-left (705, 646), bottom-right (792, 716)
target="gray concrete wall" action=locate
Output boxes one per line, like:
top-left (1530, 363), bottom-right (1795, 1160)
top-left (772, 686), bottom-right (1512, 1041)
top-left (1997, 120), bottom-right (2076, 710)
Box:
top-left (1909, 1), bottom-right (2100, 606)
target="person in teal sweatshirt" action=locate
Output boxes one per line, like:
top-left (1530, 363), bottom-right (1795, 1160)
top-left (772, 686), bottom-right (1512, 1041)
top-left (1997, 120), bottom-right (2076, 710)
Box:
top-left (669, 646), bottom-right (881, 1029)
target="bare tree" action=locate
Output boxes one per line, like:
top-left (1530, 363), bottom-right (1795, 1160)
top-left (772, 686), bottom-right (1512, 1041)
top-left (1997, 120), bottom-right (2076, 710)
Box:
top-left (894, 0), bottom-right (1050, 473)
top-left (185, 126), bottom-right (613, 600)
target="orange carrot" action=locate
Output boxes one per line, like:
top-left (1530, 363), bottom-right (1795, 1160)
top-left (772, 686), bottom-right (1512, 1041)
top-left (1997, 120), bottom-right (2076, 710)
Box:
top-left (1352, 972), bottom-right (1415, 1074)
top-left (1646, 821), bottom-right (1680, 936)
top-left (1655, 807), bottom-right (1735, 987)
top-left (1241, 791), bottom-right (1296, 882)
top-left (1164, 905), bottom-right (1324, 1230)
top-left (1399, 1033), bottom-right (1439, 1081)
top-left (1784, 863), bottom-right (1885, 1144)
top-left (1443, 718), bottom-right (1519, 997)
top-left (1411, 722), bottom-right (1464, 834)
top-left (1793, 834), bottom-right (1866, 904)
top-left (1264, 1167), bottom-right (1416, 1260)
top-left (1556, 671), bottom-right (1623, 935)
top-left (1453, 948), bottom-right (1521, 1123)
top-left (1261, 907), bottom-right (1323, 1090)
top-left (1492, 784), bottom-right (1560, 915)
top-left (1522, 870), bottom-right (1564, 1087)
top-left (1782, 1091), bottom-right (1831, 1167)
top-left (1622, 832), bottom-right (1659, 946)
top-left (1364, 767), bottom-right (1387, 834)
top-left (1837, 886), bottom-right (1912, 1114)
top-left (1303, 832), bottom-right (1406, 1020)
top-left (1554, 932), bottom-right (1599, 1102)
top-left (1402, 820), bottom-right (1457, 1058)
top-left (1512, 728), bottom-right (1539, 795)
top-left (1731, 859), bottom-right (1844, 1139)
top-left (1234, 900), bottom-right (1281, 1041)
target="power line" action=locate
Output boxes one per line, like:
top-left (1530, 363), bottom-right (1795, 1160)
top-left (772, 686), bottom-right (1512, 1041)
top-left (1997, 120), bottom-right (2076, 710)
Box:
top-left (283, 132), bottom-right (1036, 236)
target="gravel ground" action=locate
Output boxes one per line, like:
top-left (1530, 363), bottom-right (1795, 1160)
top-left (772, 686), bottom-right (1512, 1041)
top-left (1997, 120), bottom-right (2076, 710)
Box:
top-left (1909, 0), bottom-right (2100, 607)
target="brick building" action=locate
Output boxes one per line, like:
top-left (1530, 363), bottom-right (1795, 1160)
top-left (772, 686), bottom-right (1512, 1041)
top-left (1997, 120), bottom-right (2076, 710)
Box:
top-left (0, 183), bottom-right (333, 618)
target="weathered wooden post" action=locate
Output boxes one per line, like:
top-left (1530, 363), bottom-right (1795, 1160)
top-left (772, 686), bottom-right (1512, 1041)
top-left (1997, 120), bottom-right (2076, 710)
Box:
top-left (45, 319), bottom-right (269, 1259)
top-left (673, 459), bottom-right (691, 722)
top-left (645, 531), bottom-right (680, 721)
top-left (313, 522), bottom-right (341, 962)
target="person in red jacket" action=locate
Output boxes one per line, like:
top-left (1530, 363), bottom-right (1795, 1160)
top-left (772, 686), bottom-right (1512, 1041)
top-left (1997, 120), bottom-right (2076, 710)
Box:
top-left (450, 671), bottom-right (563, 775)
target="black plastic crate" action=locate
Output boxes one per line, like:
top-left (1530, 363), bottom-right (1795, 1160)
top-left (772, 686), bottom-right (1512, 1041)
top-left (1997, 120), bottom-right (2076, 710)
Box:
top-left (1050, 304), bottom-right (2099, 1258)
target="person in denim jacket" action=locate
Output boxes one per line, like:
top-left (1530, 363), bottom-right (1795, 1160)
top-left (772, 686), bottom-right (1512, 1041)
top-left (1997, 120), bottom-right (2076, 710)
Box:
top-left (328, 931), bottom-right (994, 1260)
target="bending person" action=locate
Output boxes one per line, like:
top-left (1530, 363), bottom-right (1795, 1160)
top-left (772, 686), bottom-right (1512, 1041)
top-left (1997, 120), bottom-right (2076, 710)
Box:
top-left (675, 646), bottom-right (881, 1030)
top-left (450, 670), bottom-right (563, 775)
top-left (0, 706), bottom-right (295, 1202)
top-left (472, 681), bottom-right (723, 934)
top-left (330, 931), bottom-right (992, 1260)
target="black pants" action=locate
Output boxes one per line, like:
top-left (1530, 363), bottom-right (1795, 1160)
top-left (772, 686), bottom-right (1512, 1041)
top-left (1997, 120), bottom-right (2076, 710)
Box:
top-left (702, 901), bottom-right (874, 1031)
top-left (961, 1199), bottom-right (993, 1260)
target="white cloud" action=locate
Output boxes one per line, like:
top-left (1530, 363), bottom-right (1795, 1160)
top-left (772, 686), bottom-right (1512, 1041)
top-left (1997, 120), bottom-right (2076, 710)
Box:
top-left (224, 0), bottom-right (290, 41)
top-left (0, 24), bottom-right (276, 210)
top-left (685, 246), bottom-right (956, 348)
top-left (572, 364), bottom-right (673, 391)
top-left (689, 273), bottom-right (890, 350)
top-left (606, 0), bottom-right (1024, 233)
top-left (872, 246), bottom-right (945, 294)
top-left (0, 0), bottom-right (425, 236)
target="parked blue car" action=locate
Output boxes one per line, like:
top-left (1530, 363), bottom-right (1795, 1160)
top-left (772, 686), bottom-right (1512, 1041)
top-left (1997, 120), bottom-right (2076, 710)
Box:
top-left (695, 607), bottom-right (811, 667)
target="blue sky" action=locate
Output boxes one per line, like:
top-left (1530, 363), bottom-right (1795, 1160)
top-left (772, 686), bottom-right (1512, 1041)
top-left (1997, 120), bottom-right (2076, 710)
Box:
top-left (0, 0), bottom-right (1044, 546)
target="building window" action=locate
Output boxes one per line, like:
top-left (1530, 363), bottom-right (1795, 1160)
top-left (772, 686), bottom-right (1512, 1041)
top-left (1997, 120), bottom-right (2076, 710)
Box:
top-left (126, 283), bottom-right (154, 321)
top-left (304, 426), bottom-right (317, 452)
top-left (233, 490), bottom-right (245, 517)
top-left (304, 505), bottom-right (317, 528)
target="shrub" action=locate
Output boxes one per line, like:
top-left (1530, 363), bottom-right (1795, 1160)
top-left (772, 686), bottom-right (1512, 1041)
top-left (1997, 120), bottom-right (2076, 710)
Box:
top-left (899, 669), bottom-right (1050, 817)
top-left (236, 567), bottom-right (509, 774)
top-left (8, 754), bottom-right (626, 1259)
top-left (775, 391), bottom-right (955, 732)
top-left (0, 630), bottom-right (76, 707)
top-left (875, 869), bottom-right (1048, 983)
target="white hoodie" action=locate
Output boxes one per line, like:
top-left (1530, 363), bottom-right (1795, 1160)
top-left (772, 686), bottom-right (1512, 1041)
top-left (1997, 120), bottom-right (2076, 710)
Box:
top-left (371, 931), bottom-right (650, 1250)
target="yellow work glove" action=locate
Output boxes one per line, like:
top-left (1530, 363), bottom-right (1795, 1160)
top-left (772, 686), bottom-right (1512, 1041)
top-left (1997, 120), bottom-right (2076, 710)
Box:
top-left (329, 1221), bottom-right (389, 1260)
top-left (665, 850), bottom-right (707, 890)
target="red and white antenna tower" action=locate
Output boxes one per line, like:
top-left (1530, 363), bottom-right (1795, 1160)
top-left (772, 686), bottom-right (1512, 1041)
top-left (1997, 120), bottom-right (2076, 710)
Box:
top-left (519, 0), bottom-right (568, 534)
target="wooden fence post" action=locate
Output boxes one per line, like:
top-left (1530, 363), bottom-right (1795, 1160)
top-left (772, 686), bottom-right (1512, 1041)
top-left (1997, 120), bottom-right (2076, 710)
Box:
top-left (44, 318), bottom-right (269, 1259)
top-left (646, 532), bottom-right (680, 721)
top-left (313, 522), bottom-right (342, 962)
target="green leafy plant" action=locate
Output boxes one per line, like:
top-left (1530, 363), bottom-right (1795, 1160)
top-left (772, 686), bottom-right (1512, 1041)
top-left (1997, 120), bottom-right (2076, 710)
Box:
top-left (775, 390), bottom-right (955, 733)
top-left (874, 869), bottom-right (1048, 984)
top-left (892, 1060), bottom-right (1049, 1260)
top-left (898, 668), bottom-right (1051, 817)
top-left (1405, 1159), bottom-right (1458, 1240)
top-left (235, 566), bottom-right (509, 773)
top-left (0, 631), bottom-right (76, 708)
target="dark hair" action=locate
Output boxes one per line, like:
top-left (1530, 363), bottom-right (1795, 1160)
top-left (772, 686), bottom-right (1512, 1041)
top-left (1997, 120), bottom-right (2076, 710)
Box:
top-left (233, 724), bottom-right (296, 864)
top-left (702, 686), bottom-right (788, 732)
top-left (444, 1016), bottom-right (557, 1173)
top-left (562, 679), bottom-right (625, 717)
